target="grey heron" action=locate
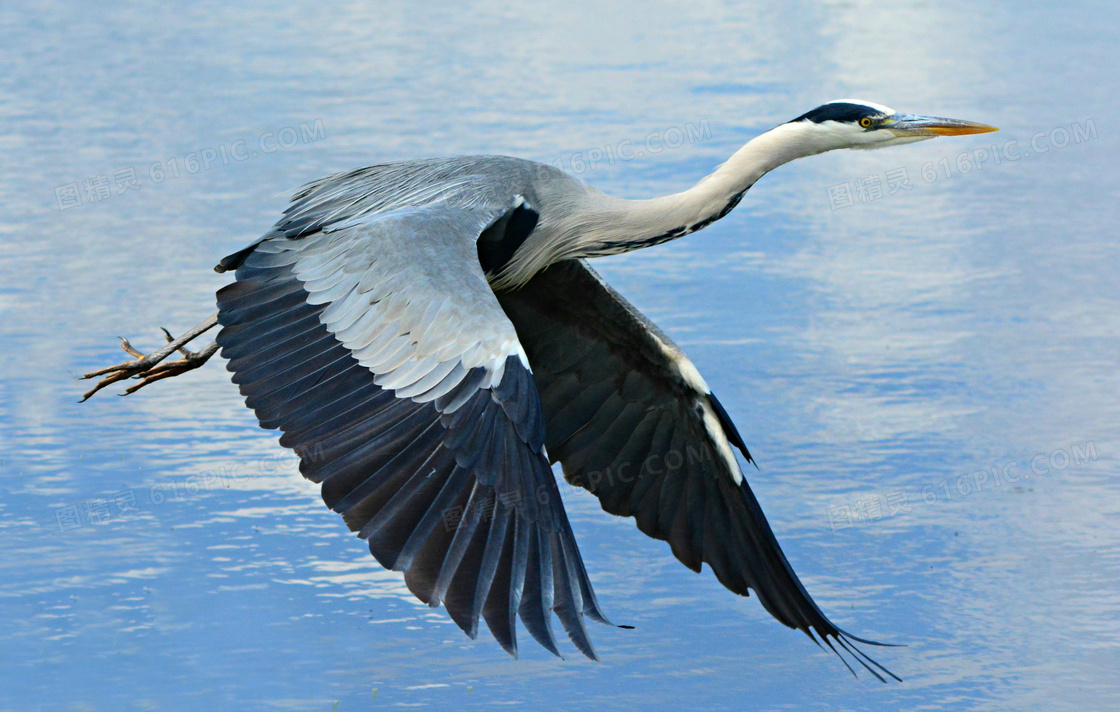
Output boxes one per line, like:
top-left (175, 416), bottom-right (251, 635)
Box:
top-left (82, 100), bottom-right (996, 680)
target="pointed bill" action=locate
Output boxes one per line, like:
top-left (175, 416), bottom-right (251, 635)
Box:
top-left (887, 114), bottom-right (999, 137)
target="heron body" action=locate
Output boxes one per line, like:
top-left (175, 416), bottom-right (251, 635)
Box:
top-left (206, 101), bottom-right (994, 678)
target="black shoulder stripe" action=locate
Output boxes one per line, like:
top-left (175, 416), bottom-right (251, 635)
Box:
top-left (477, 202), bottom-right (540, 276)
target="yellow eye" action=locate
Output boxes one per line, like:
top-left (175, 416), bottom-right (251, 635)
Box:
top-left (859, 117), bottom-right (873, 128)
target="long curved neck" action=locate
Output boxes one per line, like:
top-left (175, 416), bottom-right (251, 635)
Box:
top-left (496, 120), bottom-right (833, 289)
top-left (588, 120), bottom-right (830, 253)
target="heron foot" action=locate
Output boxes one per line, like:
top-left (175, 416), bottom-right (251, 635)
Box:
top-left (80, 312), bottom-right (220, 401)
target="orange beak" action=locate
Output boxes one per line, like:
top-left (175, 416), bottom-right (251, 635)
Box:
top-left (887, 114), bottom-right (999, 137)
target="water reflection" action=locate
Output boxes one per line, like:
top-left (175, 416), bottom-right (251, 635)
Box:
top-left (2, 0), bottom-right (1118, 709)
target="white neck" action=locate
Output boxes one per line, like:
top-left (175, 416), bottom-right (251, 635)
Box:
top-left (496, 121), bottom-right (847, 289)
top-left (595, 121), bottom-right (844, 251)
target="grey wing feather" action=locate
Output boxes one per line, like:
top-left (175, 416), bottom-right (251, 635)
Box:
top-left (498, 259), bottom-right (899, 681)
top-left (215, 197), bottom-right (609, 660)
top-left (216, 155), bottom-right (578, 274)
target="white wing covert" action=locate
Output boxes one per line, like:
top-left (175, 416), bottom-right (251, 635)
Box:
top-left (215, 203), bottom-right (609, 660)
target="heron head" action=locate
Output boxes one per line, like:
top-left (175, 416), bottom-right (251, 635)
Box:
top-left (787, 100), bottom-right (998, 151)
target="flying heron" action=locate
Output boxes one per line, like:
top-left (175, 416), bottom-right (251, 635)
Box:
top-left (82, 100), bottom-right (996, 680)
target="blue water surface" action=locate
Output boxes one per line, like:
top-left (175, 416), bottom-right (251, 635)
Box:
top-left (2, 2), bottom-right (1118, 710)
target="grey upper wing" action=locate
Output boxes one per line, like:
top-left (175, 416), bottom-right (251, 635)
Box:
top-left (498, 259), bottom-right (897, 680)
top-left (215, 204), bottom-right (608, 660)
